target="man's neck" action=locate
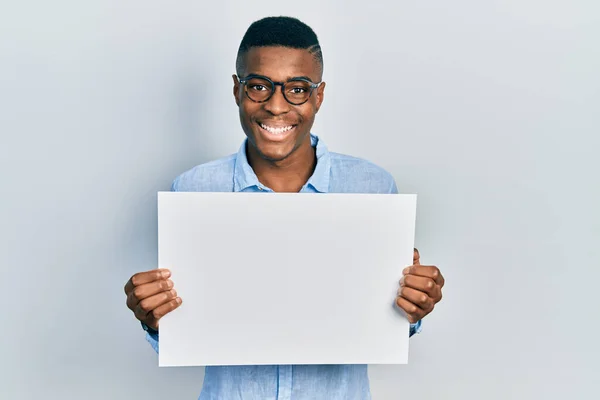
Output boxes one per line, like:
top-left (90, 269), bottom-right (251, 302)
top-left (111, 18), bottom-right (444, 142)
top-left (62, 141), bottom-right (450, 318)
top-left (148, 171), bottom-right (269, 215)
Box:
top-left (247, 139), bottom-right (317, 193)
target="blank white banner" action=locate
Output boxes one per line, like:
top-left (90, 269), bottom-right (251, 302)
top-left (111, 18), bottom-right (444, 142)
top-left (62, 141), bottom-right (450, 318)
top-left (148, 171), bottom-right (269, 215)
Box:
top-left (157, 192), bottom-right (417, 367)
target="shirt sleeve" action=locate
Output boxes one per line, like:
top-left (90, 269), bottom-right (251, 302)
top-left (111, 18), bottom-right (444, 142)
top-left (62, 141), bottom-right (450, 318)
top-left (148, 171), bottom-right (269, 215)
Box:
top-left (410, 320), bottom-right (423, 337)
top-left (170, 177), bottom-right (179, 192)
top-left (388, 176), bottom-right (399, 194)
top-left (145, 330), bottom-right (159, 354)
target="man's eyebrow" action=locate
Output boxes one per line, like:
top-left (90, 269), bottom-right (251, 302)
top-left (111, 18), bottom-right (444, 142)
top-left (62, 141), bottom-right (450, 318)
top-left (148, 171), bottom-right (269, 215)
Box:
top-left (289, 76), bottom-right (315, 82)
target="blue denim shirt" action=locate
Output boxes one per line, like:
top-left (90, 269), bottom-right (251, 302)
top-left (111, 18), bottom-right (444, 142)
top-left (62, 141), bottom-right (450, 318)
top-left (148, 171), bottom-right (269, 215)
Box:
top-left (146, 134), bottom-right (422, 400)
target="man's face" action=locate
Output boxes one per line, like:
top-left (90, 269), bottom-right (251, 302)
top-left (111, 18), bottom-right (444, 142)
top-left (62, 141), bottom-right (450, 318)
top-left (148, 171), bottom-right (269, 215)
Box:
top-left (233, 46), bottom-right (325, 162)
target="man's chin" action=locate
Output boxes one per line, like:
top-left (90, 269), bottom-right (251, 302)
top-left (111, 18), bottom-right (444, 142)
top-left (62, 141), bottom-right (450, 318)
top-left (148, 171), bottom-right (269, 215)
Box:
top-left (255, 146), bottom-right (294, 163)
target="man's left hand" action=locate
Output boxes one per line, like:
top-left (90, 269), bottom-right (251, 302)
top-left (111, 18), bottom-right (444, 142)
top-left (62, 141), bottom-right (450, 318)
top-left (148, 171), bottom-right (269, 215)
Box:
top-left (396, 248), bottom-right (444, 324)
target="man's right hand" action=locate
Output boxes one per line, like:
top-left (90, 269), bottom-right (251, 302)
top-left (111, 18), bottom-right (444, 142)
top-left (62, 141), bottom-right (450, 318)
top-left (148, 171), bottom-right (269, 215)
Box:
top-left (124, 268), bottom-right (182, 331)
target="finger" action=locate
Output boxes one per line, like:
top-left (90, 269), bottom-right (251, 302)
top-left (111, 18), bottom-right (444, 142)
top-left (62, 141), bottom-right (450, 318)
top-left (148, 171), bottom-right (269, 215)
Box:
top-left (124, 269), bottom-right (171, 295)
top-left (413, 248), bottom-right (420, 265)
top-left (395, 296), bottom-right (424, 324)
top-left (398, 286), bottom-right (434, 312)
top-left (144, 297), bottom-right (183, 330)
top-left (133, 289), bottom-right (178, 321)
top-left (403, 265), bottom-right (444, 286)
top-left (400, 274), bottom-right (437, 297)
top-left (126, 279), bottom-right (174, 310)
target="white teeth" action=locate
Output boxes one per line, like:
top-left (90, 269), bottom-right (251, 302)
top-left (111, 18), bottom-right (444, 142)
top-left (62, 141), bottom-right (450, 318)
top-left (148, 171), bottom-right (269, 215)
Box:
top-left (260, 123), bottom-right (294, 135)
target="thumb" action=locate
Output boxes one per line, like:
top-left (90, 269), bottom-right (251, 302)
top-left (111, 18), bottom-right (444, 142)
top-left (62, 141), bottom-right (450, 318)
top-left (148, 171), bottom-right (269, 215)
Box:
top-left (413, 248), bottom-right (420, 265)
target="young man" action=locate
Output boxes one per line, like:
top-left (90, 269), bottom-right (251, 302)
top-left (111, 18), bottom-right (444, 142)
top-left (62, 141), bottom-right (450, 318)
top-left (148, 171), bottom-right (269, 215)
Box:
top-left (124, 16), bottom-right (444, 400)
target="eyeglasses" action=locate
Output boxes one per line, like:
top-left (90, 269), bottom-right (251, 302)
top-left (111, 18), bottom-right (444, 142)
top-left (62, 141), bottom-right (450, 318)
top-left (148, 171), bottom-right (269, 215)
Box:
top-left (237, 74), bottom-right (322, 105)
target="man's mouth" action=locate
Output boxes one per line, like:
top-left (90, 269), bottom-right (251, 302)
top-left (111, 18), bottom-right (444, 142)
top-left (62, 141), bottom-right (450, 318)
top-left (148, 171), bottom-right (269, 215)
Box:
top-left (258, 122), bottom-right (297, 136)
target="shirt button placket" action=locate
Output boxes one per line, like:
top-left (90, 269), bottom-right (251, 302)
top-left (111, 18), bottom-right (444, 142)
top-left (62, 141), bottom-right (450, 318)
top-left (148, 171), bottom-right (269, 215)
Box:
top-left (277, 365), bottom-right (293, 400)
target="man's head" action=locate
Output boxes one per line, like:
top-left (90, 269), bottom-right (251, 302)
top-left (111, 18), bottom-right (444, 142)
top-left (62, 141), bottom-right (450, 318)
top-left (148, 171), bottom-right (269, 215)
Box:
top-left (233, 16), bottom-right (326, 163)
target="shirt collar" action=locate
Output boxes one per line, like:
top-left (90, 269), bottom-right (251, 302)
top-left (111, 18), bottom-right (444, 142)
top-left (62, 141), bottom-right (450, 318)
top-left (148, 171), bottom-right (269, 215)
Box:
top-left (233, 134), bottom-right (331, 193)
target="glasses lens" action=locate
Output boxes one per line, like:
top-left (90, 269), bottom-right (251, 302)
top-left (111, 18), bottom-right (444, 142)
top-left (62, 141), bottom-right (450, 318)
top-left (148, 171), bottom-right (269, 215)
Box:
top-left (245, 78), bottom-right (273, 102)
top-left (284, 81), bottom-right (312, 104)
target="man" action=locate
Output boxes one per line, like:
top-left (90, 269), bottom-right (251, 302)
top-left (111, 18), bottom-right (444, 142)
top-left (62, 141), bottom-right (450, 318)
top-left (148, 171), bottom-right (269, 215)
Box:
top-left (124, 16), bottom-right (444, 400)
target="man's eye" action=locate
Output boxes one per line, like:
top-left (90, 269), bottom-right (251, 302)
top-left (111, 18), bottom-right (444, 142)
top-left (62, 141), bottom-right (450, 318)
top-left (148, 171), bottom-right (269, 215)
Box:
top-left (290, 87), bottom-right (307, 94)
top-left (251, 85), bottom-right (267, 91)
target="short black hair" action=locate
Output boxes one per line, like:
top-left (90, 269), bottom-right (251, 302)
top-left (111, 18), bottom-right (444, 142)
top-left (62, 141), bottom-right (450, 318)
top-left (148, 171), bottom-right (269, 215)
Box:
top-left (236, 16), bottom-right (323, 78)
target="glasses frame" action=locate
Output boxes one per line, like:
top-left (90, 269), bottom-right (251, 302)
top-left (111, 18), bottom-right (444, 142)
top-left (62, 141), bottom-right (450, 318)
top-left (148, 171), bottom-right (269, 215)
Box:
top-left (237, 74), bottom-right (322, 106)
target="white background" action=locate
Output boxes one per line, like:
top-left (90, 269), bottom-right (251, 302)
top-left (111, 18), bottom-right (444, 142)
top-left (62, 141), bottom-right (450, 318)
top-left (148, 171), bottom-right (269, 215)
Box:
top-left (1, 1), bottom-right (598, 399)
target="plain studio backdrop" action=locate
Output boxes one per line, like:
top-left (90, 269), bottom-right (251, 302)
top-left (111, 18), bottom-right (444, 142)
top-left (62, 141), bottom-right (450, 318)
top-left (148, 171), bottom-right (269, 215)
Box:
top-left (1, 1), bottom-right (598, 399)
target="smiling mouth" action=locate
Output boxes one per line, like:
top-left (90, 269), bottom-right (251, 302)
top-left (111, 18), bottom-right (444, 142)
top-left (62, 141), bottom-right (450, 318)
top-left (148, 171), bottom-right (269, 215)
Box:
top-left (258, 122), bottom-right (297, 136)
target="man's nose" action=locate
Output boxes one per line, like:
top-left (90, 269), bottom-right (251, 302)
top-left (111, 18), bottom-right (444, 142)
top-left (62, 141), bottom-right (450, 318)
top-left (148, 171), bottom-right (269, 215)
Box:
top-left (263, 85), bottom-right (291, 115)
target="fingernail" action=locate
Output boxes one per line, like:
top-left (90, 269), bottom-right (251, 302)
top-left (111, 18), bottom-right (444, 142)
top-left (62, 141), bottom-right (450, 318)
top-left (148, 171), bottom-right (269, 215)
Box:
top-left (176, 297), bottom-right (182, 304)
top-left (170, 289), bottom-right (177, 297)
top-left (403, 267), bottom-right (410, 275)
top-left (162, 270), bottom-right (171, 278)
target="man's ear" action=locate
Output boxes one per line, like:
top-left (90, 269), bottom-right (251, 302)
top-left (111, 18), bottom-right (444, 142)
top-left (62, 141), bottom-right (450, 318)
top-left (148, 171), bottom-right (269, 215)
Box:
top-left (232, 74), bottom-right (241, 106)
top-left (315, 82), bottom-right (326, 113)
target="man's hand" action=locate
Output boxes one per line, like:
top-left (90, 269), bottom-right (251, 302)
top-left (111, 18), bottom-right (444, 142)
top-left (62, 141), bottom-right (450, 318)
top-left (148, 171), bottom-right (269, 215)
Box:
top-left (124, 268), bottom-right (182, 331)
top-left (396, 248), bottom-right (444, 324)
